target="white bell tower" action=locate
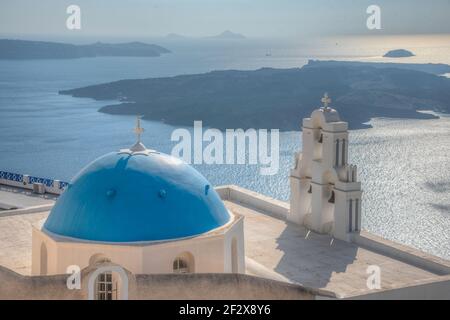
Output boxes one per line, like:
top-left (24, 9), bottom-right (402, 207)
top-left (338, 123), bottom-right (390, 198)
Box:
top-left (288, 93), bottom-right (362, 242)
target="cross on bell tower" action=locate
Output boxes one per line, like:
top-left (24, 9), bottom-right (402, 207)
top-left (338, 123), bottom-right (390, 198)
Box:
top-left (321, 92), bottom-right (331, 111)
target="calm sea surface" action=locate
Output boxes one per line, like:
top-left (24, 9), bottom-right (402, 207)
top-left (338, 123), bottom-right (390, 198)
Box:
top-left (0, 35), bottom-right (449, 258)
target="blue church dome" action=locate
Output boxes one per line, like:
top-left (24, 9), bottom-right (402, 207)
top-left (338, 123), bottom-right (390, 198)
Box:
top-left (44, 149), bottom-right (231, 242)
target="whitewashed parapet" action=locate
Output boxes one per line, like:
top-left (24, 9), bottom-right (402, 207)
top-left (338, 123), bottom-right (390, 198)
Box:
top-left (353, 231), bottom-right (450, 275)
top-left (216, 185), bottom-right (289, 219)
top-left (0, 170), bottom-right (68, 195)
top-left (215, 186), bottom-right (231, 200)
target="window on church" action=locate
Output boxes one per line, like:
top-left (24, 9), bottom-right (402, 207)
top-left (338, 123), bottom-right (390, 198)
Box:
top-left (173, 257), bottom-right (189, 273)
top-left (307, 184), bottom-right (312, 193)
top-left (318, 133), bottom-right (323, 143)
top-left (95, 272), bottom-right (116, 300)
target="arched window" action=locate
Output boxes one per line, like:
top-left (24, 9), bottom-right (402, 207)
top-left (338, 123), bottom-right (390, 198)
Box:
top-left (95, 272), bottom-right (117, 300)
top-left (89, 255), bottom-right (118, 300)
top-left (173, 257), bottom-right (189, 273)
top-left (173, 252), bottom-right (194, 273)
top-left (88, 267), bottom-right (128, 300)
top-left (40, 242), bottom-right (47, 275)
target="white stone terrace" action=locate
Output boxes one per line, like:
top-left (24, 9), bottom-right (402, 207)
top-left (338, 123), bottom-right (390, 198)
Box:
top-left (1, 183), bottom-right (449, 299)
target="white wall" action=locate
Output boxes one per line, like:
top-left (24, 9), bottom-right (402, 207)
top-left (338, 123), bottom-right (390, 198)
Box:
top-left (32, 215), bottom-right (246, 276)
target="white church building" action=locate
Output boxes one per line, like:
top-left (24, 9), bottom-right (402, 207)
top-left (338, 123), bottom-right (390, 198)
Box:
top-left (32, 118), bottom-right (245, 280)
top-left (0, 94), bottom-right (449, 300)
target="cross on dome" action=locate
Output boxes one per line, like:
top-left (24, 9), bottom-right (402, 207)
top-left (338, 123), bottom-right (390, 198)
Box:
top-left (134, 115), bottom-right (144, 143)
top-left (118, 115), bottom-right (158, 155)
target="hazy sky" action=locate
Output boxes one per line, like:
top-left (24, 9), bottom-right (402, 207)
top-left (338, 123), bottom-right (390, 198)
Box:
top-left (1, 0), bottom-right (449, 40)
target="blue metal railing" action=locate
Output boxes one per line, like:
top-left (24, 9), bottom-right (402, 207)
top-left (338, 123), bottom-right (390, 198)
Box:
top-left (0, 170), bottom-right (69, 191)
top-left (0, 171), bottom-right (23, 183)
top-left (29, 176), bottom-right (54, 188)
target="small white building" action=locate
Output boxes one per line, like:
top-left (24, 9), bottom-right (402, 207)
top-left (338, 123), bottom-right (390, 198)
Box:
top-left (32, 119), bottom-right (245, 299)
top-left (289, 93), bottom-right (362, 241)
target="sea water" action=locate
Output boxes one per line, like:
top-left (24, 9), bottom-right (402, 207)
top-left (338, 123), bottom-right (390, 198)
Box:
top-left (0, 35), bottom-right (449, 258)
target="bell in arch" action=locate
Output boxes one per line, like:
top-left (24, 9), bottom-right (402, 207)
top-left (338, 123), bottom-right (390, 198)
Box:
top-left (328, 190), bottom-right (335, 203)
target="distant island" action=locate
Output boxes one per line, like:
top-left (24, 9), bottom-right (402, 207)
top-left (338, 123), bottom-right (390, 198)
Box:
top-left (306, 60), bottom-right (450, 75)
top-left (164, 30), bottom-right (246, 40)
top-left (383, 49), bottom-right (415, 58)
top-left (59, 60), bottom-right (450, 130)
top-left (0, 39), bottom-right (170, 60)
top-left (165, 33), bottom-right (187, 40)
top-left (209, 30), bottom-right (246, 39)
